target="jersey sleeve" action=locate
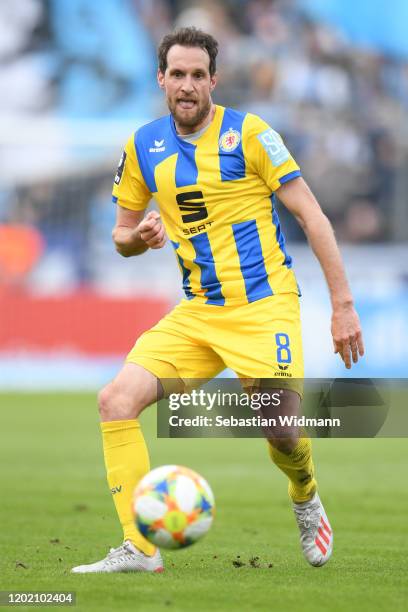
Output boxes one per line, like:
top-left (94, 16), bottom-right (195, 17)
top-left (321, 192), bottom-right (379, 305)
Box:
top-left (112, 133), bottom-right (151, 211)
top-left (243, 114), bottom-right (301, 192)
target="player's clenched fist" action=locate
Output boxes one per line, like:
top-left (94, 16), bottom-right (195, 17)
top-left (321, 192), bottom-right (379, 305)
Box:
top-left (137, 211), bottom-right (166, 249)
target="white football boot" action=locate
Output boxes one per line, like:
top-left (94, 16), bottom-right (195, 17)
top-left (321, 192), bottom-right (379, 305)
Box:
top-left (71, 541), bottom-right (164, 574)
top-left (293, 492), bottom-right (333, 567)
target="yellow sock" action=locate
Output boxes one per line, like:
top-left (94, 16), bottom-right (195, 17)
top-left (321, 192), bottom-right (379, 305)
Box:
top-left (268, 437), bottom-right (317, 503)
top-left (101, 419), bottom-right (156, 556)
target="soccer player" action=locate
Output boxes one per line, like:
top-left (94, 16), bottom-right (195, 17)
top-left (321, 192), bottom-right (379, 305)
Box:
top-left (72, 27), bottom-right (364, 573)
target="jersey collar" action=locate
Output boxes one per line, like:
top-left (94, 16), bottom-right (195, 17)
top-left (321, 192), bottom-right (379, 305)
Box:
top-left (169, 105), bottom-right (223, 146)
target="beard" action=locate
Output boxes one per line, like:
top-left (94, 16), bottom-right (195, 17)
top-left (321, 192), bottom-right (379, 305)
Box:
top-left (167, 95), bottom-right (212, 131)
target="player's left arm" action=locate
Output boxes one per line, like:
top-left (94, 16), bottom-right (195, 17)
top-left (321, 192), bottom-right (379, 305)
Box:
top-left (276, 176), bottom-right (364, 369)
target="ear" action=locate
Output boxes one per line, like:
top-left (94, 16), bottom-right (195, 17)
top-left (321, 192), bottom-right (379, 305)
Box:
top-left (209, 72), bottom-right (217, 93)
top-left (157, 69), bottom-right (165, 89)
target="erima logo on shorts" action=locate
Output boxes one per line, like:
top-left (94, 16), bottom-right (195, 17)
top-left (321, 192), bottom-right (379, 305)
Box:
top-left (258, 128), bottom-right (290, 166)
top-left (149, 139), bottom-right (165, 153)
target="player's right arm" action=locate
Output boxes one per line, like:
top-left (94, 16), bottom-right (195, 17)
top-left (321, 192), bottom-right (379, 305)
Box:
top-left (111, 133), bottom-right (166, 256)
top-left (113, 208), bottom-right (166, 256)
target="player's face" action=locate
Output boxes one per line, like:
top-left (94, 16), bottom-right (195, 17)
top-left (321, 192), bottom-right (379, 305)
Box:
top-left (158, 45), bottom-right (217, 134)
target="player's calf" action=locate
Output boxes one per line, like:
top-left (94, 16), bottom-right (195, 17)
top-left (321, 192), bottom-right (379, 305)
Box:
top-left (256, 387), bottom-right (301, 450)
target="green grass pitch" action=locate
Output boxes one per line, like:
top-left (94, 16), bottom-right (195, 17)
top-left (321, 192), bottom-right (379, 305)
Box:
top-left (0, 393), bottom-right (407, 611)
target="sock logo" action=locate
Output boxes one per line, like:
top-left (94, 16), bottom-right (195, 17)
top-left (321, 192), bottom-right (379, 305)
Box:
top-left (111, 485), bottom-right (122, 494)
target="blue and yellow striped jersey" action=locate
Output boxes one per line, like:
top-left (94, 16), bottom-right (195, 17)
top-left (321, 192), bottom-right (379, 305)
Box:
top-left (112, 105), bottom-right (301, 306)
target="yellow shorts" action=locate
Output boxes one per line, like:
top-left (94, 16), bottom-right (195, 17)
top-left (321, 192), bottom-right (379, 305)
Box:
top-left (126, 293), bottom-right (304, 394)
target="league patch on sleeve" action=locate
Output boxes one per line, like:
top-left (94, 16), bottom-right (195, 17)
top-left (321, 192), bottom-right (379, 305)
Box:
top-left (114, 150), bottom-right (127, 184)
top-left (257, 128), bottom-right (290, 166)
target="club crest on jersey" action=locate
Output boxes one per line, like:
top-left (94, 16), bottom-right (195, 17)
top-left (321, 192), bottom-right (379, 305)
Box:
top-left (219, 128), bottom-right (241, 152)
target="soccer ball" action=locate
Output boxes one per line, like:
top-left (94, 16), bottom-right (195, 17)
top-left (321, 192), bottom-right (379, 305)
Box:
top-left (133, 465), bottom-right (215, 549)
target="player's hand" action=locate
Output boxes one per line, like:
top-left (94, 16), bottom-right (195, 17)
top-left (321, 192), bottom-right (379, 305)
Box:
top-left (137, 211), bottom-right (166, 249)
top-left (331, 303), bottom-right (364, 369)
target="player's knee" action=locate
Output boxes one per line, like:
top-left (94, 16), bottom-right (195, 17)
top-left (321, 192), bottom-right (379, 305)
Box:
top-left (98, 381), bottom-right (147, 421)
top-left (98, 384), bottom-right (115, 420)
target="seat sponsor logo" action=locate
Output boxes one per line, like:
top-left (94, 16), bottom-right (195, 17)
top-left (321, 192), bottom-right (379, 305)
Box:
top-left (176, 190), bottom-right (209, 223)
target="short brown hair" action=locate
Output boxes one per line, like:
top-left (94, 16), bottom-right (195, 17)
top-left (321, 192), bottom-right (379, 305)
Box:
top-left (158, 27), bottom-right (218, 77)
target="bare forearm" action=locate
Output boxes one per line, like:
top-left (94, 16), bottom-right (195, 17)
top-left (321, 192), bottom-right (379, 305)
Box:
top-left (112, 210), bottom-right (166, 256)
top-left (112, 226), bottom-right (149, 257)
top-left (276, 179), bottom-right (352, 308)
top-left (302, 212), bottom-right (353, 309)
top-left (276, 178), bottom-right (363, 367)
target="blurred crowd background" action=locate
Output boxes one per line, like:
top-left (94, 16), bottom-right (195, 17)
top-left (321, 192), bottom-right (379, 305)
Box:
top-left (0, 0), bottom-right (407, 387)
